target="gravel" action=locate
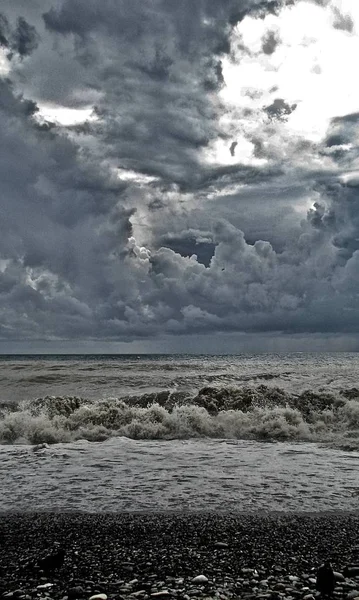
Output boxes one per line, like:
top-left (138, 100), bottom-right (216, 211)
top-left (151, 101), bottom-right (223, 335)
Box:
top-left (1, 512), bottom-right (359, 600)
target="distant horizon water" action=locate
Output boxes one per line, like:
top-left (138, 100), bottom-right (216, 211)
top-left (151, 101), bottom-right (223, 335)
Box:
top-left (2, 333), bottom-right (359, 357)
top-left (1, 350), bottom-right (359, 357)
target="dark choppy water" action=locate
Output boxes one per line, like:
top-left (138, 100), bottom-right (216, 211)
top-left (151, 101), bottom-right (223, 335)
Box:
top-left (1, 352), bottom-right (359, 403)
top-left (1, 353), bottom-right (359, 512)
top-left (1, 438), bottom-right (359, 513)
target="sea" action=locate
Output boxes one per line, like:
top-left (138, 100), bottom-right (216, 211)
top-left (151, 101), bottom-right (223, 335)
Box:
top-left (1, 352), bottom-right (359, 514)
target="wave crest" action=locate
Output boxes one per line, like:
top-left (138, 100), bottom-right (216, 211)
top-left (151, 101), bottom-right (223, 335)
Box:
top-left (1, 385), bottom-right (359, 448)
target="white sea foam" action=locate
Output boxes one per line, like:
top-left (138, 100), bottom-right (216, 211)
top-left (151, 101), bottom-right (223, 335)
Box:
top-left (1, 385), bottom-right (359, 448)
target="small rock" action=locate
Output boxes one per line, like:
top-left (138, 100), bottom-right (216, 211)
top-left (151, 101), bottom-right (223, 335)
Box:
top-left (303, 595), bottom-right (315, 600)
top-left (191, 576), bottom-right (208, 584)
top-left (347, 592), bottom-right (359, 599)
top-left (37, 585), bottom-right (54, 591)
top-left (150, 593), bottom-right (170, 598)
top-left (89, 596), bottom-right (107, 600)
top-left (334, 573), bottom-right (345, 582)
top-left (242, 568), bottom-right (255, 574)
top-left (214, 542), bottom-right (229, 549)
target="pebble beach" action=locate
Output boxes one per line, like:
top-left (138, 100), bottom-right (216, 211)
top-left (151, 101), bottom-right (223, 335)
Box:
top-left (2, 513), bottom-right (359, 600)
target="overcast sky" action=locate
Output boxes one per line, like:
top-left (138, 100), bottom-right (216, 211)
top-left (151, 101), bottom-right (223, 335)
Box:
top-left (1, 0), bottom-right (359, 353)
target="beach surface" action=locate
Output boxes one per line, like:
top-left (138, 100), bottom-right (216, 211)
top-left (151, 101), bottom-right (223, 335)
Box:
top-left (2, 513), bottom-right (359, 600)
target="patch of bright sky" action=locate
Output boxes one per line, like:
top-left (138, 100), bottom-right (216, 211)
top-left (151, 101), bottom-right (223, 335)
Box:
top-left (204, 0), bottom-right (359, 167)
top-left (0, 51), bottom-right (97, 127)
top-left (116, 168), bottom-right (159, 185)
top-left (0, 259), bottom-right (10, 273)
top-left (0, 48), bottom-right (10, 77)
top-left (36, 103), bottom-right (98, 126)
top-left (340, 170), bottom-right (359, 184)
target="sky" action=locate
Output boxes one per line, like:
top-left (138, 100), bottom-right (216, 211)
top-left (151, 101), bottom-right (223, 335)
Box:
top-left (1, 0), bottom-right (359, 353)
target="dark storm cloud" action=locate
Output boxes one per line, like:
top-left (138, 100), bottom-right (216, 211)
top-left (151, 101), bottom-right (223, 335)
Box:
top-left (159, 229), bottom-right (215, 267)
top-left (332, 7), bottom-right (354, 33)
top-left (325, 134), bottom-right (348, 148)
top-left (0, 12), bottom-right (39, 57)
top-left (321, 112), bottom-right (359, 165)
top-left (261, 30), bottom-right (280, 55)
top-left (35, 0), bottom-right (240, 190)
top-left (308, 0), bottom-right (331, 6)
top-left (147, 198), bottom-right (166, 212)
top-left (2, 0), bottom-right (359, 346)
top-left (229, 0), bottom-right (296, 25)
top-left (193, 164), bottom-right (284, 193)
top-left (264, 98), bottom-right (297, 121)
top-left (229, 141), bottom-right (238, 157)
top-left (0, 79), bottom-right (38, 117)
top-left (0, 14), bottom-right (10, 48)
top-left (0, 77), bottom-right (139, 340)
top-left (332, 112), bottom-right (359, 125)
top-left (12, 16), bottom-right (39, 56)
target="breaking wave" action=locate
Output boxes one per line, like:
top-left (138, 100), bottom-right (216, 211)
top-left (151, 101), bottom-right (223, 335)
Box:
top-left (1, 385), bottom-right (359, 449)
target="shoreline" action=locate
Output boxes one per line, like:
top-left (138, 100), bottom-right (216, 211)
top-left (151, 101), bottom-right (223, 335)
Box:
top-left (2, 508), bottom-right (359, 516)
top-left (2, 512), bottom-right (359, 599)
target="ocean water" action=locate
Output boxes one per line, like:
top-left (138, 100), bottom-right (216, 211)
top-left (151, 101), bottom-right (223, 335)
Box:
top-left (1, 352), bottom-right (359, 512)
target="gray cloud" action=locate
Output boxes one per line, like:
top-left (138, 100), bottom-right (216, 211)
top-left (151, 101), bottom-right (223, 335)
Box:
top-left (159, 229), bottom-right (215, 267)
top-left (333, 7), bottom-right (354, 33)
top-left (1, 0), bottom-right (359, 348)
top-left (229, 141), bottom-right (238, 157)
top-left (308, 0), bottom-right (331, 6)
top-left (264, 98), bottom-right (297, 121)
top-left (0, 13), bottom-right (10, 48)
top-left (332, 112), bottom-right (359, 125)
top-left (261, 30), bottom-right (280, 55)
top-left (0, 12), bottom-right (39, 57)
top-left (12, 16), bottom-right (39, 56)
top-left (229, 0), bottom-right (296, 26)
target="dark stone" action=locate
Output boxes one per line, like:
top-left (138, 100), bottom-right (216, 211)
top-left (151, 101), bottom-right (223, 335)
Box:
top-left (344, 567), bottom-right (359, 577)
top-left (38, 549), bottom-right (65, 573)
top-left (316, 563), bottom-right (335, 595)
top-left (67, 587), bottom-right (85, 599)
